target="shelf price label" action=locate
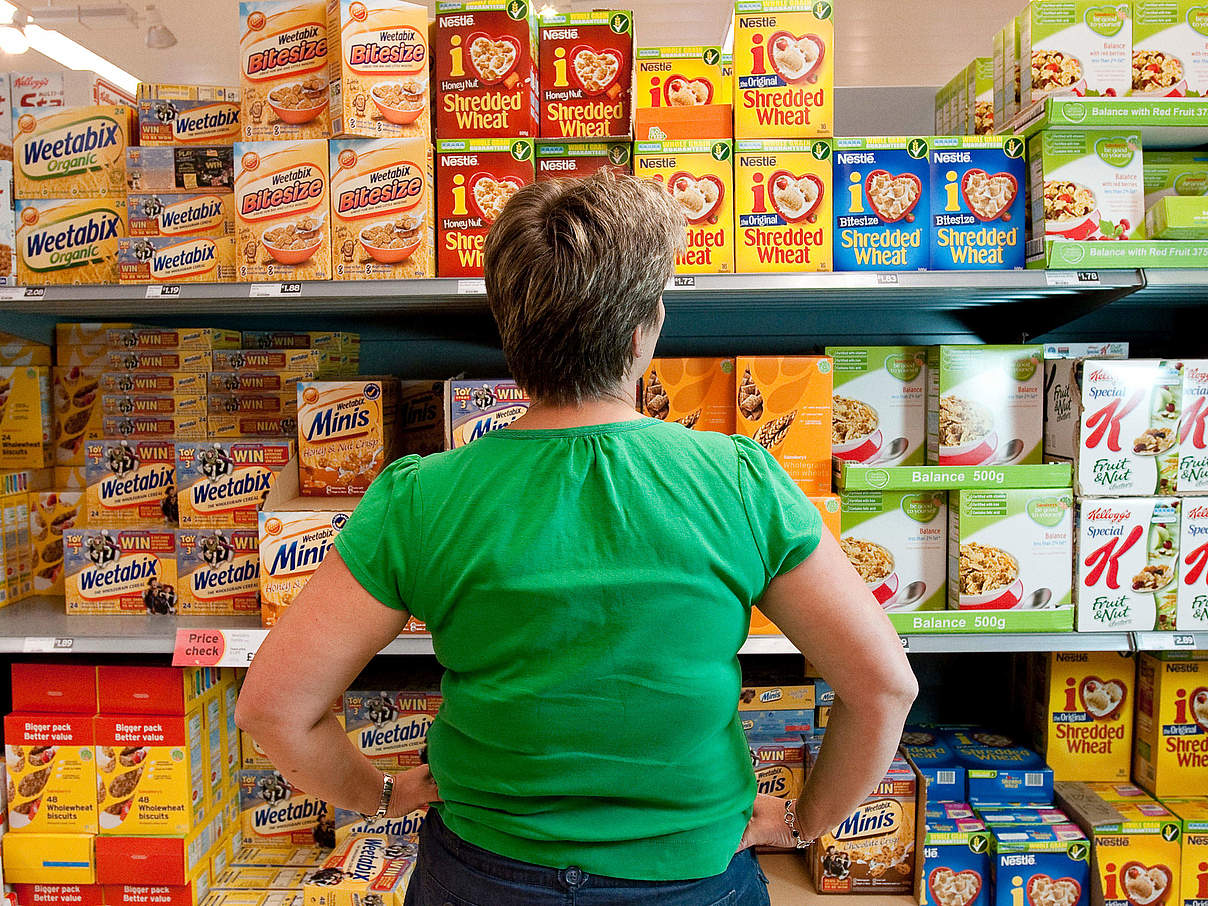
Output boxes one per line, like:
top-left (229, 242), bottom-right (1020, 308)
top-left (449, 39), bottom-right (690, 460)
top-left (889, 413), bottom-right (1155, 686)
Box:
top-left (145, 285), bottom-right (181, 298)
top-left (456, 279), bottom-right (486, 295)
top-left (22, 637), bottom-right (73, 653)
top-left (0, 287), bottom-right (46, 302)
top-left (172, 628), bottom-right (268, 666)
top-left (249, 283), bottom-right (303, 298)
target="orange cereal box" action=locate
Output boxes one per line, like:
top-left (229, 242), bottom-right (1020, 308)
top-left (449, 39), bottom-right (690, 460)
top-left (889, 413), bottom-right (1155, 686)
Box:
top-left (538, 11), bottom-right (633, 139)
top-left (436, 137), bottom-right (534, 277)
top-left (330, 137), bottom-right (434, 279)
top-left (298, 378), bottom-right (398, 496)
top-left (633, 46), bottom-right (731, 141)
top-left (733, 0), bottom-right (833, 139)
top-left (84, 440), bottom-right (176, 528)
top-left (235, 139), bottom-right (331, 282)
top-left (239, 0), bottom-right (331, 140)
top-left (327, 0), bottom-right (430, 139)
top-left (434, 0), bottom-right (539, 138)
top-left (750, 494), bottom-right (839, 634)
top-left (734, 356), bottom-right (833, 494)
top-left (63, 528), bottom-right (178, 615)
top-left (638, 357), bottom-right (736, 433)
top-left (535, 140), bottom-right (631, 179)
top-left (634, 139), bottom-right (734, 274)
top-left (258, 509), bottom-right (349, 626)
top-left (735, 138), bottom-right (832, 273)
top-left (177, 528), bottom-right (261, 615)
top-left (13, 106), bottom-right (133, 199)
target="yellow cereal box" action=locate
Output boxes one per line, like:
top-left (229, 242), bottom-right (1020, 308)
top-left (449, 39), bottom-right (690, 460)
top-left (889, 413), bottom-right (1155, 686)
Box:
top-left (1163, 798), bottom-right (1208, 906)
top-left (13, 106), bottom-right (132, 199)
top-left (177, 441), bottom-right (294, 529)
top-left (235, 139), bottom-right (332, 281)
top-left (177, 528), bottom-right (261, 615)
top-left (240, 769), bottom-right (330, 848)
top-left (0, 366), bottom-right (52, 469)
top-left (240, 0), bottom-right (332, 140)
top-left (30, 489), bottom-right (84, 594)
top-left (1031, 651), bottom-right (1135, 781)
top-left (302, 833), bottom-right (416, 904)
top-left (56, 322), bottom-right (131, 347)
top-left (54, 366), bottom-right (103, 467)
top-left (64, 528), bottom-right (178, 615)
top-left (108, 328), bottom-right (242, 351)
top-left (298, 379), bottom-right (398, 495)
top-left (327, 0), bottom-right (430, 139)
top-left (83, 440), bottom-right (175, 528)
top-left (735, 138), bottom-right (832, 272)
top-left (1, 832), bottom-right (95, 884)
top-left (107, 350), bottom-right (213, 373)
top-left (1134, 653), bottom-right (1208, 798)
top-left (137, 86), bottom-right (241, 146)
top-left (633, 46), bottom-right (731, 141)
top-left (733, 1), bottom-right (833, 139)
top-left (637, 357), bottom-right (736, 432)
top-left (330, 137), bottom-right (434, 279)
top-left (634, 139), bottom-right (734, 273)
top-left (0, 333), bottom-right (51, 367)
top-left (15, 198), bottom-right (127, 285)
top-left (4, 712), bottom-right (98, 833)
top-left (258, 509), bottom-right (349, 626)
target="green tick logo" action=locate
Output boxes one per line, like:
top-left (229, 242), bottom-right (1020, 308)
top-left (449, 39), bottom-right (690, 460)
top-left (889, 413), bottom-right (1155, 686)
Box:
top-left (1004, 137), bottom-right (1024, 159)
top-left (609, 12), bottom-right (631, 33)
top-left (969, 834), bottom-right (989, 855)
top-left (908, 138), bottom-right (929, 160)
top-left (813, 1), bottom-right (832, 20)
top-left (1162, 823), bottom-right (1180, 842)
top-left (703, 48), bottom-right (720, 65)
top-left (711, 142), bottom-right (731, 162)
top-left (812, 141), bottom-right (831, 160)
top-left (511, 141), bottom-right (532, 161)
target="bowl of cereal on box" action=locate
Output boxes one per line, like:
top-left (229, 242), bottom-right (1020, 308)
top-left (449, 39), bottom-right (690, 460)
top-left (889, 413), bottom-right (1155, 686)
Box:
top-left (958, 543), bottom-right (1024, 610)
top-left (370, 78), bottom-right (427, 125)
top-left (1132, 50), bottom-right (1186, 96)
top-left (831, 396), bottom-right (882, 462)
top-left (267, 78), bottom-right (329, 125)
top-left (1031, 50), bottom-right (1086, 96)
top-left (1043, 180), bottom-right (1101, 241)
top-left (360, 216), bottom-right (423, 264)
top-left (262, 216), bottom-right (324, 265)
top-left (840, 538), bottom-right (898, 605)
top-left (938, 396), bottom-right (997, 465)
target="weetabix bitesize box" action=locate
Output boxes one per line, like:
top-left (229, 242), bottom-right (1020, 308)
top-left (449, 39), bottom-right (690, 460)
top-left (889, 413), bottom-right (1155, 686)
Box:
top-left (239, 0), bottom-right (331, 141)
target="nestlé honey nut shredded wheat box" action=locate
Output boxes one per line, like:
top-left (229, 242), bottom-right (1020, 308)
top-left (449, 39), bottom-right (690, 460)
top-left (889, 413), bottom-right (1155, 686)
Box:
top-left (534, 140), bottom-right (632, 180)
top-left (538, 11), bottom-right (633, 139)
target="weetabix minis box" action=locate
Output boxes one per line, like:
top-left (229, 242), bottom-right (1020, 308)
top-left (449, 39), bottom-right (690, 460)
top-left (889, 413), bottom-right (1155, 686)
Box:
top-left (136, 84), bottom-right (241, 146)
top-left (840, 489), bottom-right (947, 613)
top-left (0, 365), bottom-right (52, 469)
top-left (827, 346), bottom-right (927, 466)
top-left (833, 137), bottom-right (929, 271)
top-left (84, 439), bottom-right (176, 528)
top-left (239, 770), bottom-right (330, 848)
top-left (734, 138), bottom-right (832, 273)
top-left (177, 528), bottom-right (261, 615)
top-left (297, 378), bottom-right (398, 496)
top-left (30, 489), bottom-right (83, 594)
top-left (634, 139), bottom-right (734, 273)
top-left (240, 0), bottom-right (331, 140)
top-left (747, 736), bottom-right (805, 802)
top-left (4, 712), bottom-right (98, 833)
top-left (633, 45), bottom-right (730, 141)
top-left (327, 0), bottom-right (430, 139)
top-left (929, 135), bottom-right (1027, 271)
top-left (1163, 798), bottom-right (1208, 906)
top-left (125, 146), bottom-right (235, 194)
top-left (330, 137), bottom-right (434, 279)
top-left (733, 0), bottom-right (833, 139)
top-left (535, 140), bottom-right (632, 179)
top-left (344, 689), bottom-right (441, 768)
top-left (538, 11), bottom-right (633, 139)
top-left (1133, 653), bottom-right (1208, 798)
top-left (1021, 0), bottom-right (1131, 102)
top-left (13, 106), bottom-right (132, 199)
top-left (15, 198), bottom-right (126, 285)
top-left (64, 528), bottom-right (177, 615)
top-left (1178, 499), bottom-right (1208, 630)
top-left (177, 441), bottom-right (293, 529)
top-left (637, 357), bottom-right (736, 432)
top-left (126, 192), bottom-right (236, 238)
top-left (436, 138), bottom-right (534, 277)
top-left (118, 236), bottom-right (238, 284)
top-left (258, 510), bottom-right (349, 626)
top-left (734, 356), bottom-right (832, 493)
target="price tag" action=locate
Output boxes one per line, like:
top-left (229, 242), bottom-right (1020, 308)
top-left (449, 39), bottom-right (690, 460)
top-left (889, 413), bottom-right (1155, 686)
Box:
top-left (1172, 633), bottom-right (1195, 648)
top-left (249, 283), bottom-right (303, 298)
top-left (456, 279), bottom-right (486, 295)
top-left (0, 286), bottom-right (46, 301)
top-left (23, 637), bottom-right (72, 653)
top-left (172, 628), bottom-right (268, 667)
top-left (876, 273), bottom-right (899, 285)
top-left (1077, 271), bottom-right (1100, 283)
top-left (900, 636), bottom-right (911, 651)
top-left (1045, 272), bottom-right (1079, 286)
top-left (145, 285), bottom-right (181, 298)
top-left (672, 275), bottom-right (696, 288)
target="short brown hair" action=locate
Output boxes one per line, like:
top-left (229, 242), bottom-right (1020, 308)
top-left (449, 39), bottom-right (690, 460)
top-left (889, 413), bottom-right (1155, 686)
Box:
top-left (483, 170), bottom-right (685, 405)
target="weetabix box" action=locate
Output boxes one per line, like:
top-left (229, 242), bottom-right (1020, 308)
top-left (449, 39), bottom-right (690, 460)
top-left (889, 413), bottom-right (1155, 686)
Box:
top-left (177, 528), bottom-right (261, 616)
top-left (213, 349), bottom-right (343, 375)
top-left (239, 0), bottom-right (331, 140)
top-left (126, 192), bottom-right (236, 238)
top-left (12, 106), bottom-right (132, 199)
top-left (4, 712), bottom-right (98, 833)
top-left (332, 806), bottom-right (426, 845)
top-left (330, 137), bottom-right (434, 280)
top-left (637, 357), bottom-right (736, 432)
top-left (64, 528), bottom-right (178, 615)
top-left (344, 689), bottom-right (441, 768)
top-left (1178, 499), bottom-right (1208, 630)
top-left (634, 139), bottom-right (734, 274)
top-left (84, 439), bottom-right (176, 527)
top-left (732, 0), bottom-right (833, 139)
top-left (136, 83), bottom-right (241, 145)
top-left (239, 770), bottom-right (329, 848)
top-left (827, 346), bottom-right (928, 466)
top-left (298, 378), bottom-right (399, 496)
top-left (177, 441), bottom-right (293, 529)
top-left (327, 0), bottom-right (430, 140)
top-left (258, 510), bottom-right (349, 627)
top-left (734, 138), bottom-right (832, 273)
top-left (534, 140), bottom-right (632, 179)
top-left (446, 379), bottom-right (531, 447)
top-left (108, 328), bottom-right (241, 351)
top-left (125, 146), bottom-right (235, 194)
top-left (433, 0), bottom-right (539, 138)
top-left (1133, 653), bottom-right (1208, 798)
top-left (0, 366), bottom-right (52, 469)
top-left (98, 372), bottom-right (207, 396)
top-left (436, 138), bottom-right (535, 277)
top-left (302, 834), bottom-right (416, 904)
top-left (15, 198), bottom-right (126, 285)
top-left (929, 135), bottom-right (1027, 271)
top-left (1, 160), bottom-right (15, 285)
top-left (633, 45), bottom-right (730, 141)
top-left (101, 414), bottom-right (208, 442)
top-left (117, 236), bottom-right (238, 284)
top-left (538, 11), bottom-right (633, 139)
top-left (207, 371), bottom-right (309, 394)
top-left (840, 489), bottom-right (947, 613)
top-left (235, 140), bottom-right (332, 282)
top-left (833, 137), bottom-right (929, 271)
top-left (30, 489), bottom-right (84, 594)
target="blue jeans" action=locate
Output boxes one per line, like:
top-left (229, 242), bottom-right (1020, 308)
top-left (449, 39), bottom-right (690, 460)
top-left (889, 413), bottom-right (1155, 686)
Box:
top-left (404, 808), bottom-right (772, 906)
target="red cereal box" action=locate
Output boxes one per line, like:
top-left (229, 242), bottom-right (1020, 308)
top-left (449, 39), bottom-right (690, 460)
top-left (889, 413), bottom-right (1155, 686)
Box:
top-left (538, 11), bottom-right (633, 139)
top-left (535, 140), bottom-right (631, 180)
top-left (436, 138), bottom-right (535, 276)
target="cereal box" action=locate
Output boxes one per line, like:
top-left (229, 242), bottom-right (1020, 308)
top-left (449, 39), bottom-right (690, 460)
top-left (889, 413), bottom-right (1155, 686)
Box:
top-left (1, 160), bottom-right (15, 285)
top-left (239, 0), bottom-right (331, 140)
top-left (735, 356), bottom-right (832, 493)
top-left (740, 704), bottom-right (814, 737)
top-left (1143, 151), bottom-right (1208, 211)
top-left (950, 489), bottom-right (1074, 611)
top-left (30, 490), bottom-right (83, 594)
top-left (1144, 195), bottom-right (1208, 239)
top-left (433, 0), bottom-right (539, 139)
top-left (1077, 498), bottom-right (1180, 631)
top-left (928, 135), bottom-right (1027, 271)
top-left (0, 366), bottom-right (51, 470)
top-left (1132, 0), bottom-right (1206, 96)
top-left (902, 728), bottom-right (966, 802)
top-left (12, 106), bottom-right (132, 199)
top-left (101, 414), bottom-right (209, 441)
top-left (297, 379), bottom-right (398, 495)
top-left (235, 139), bottom-right (331, 282)
top-left (927, 345), bottom-right (1044, 467)
top-left (840, 490), bottom-right (948, 612)
top-left (4, 712), bottom-right (98, 833)
top-left (833, 137), bottom-right (930, 271)
top-left (117, 236), bottom-right (238, 284)
top-left (137, 90), bottom-right (241, 146)
top-left (344, 689), bottom-right (441, 768)
top-left (211, 416), bottom-right (300, 440)
top-left (2, 833), bottom-right (96, 885)
top-left (108, 328), bottom-right (241, 352)
top-left (633, 46), bottom-right (730, 141)
top-left (329, 137), bottom-right (434, 280)
top-left (922, 808), bottom-right (991, 906)
top-left (1163, 798), bottom-right (1208, 906)
top-left (84, 440), bottom-right (176, 528)
top-left (1179, 360), bottom-right (1208, 494)
top-left (327, 0), bottom-right (429, 140)
top-left (302, 833), bottom-right (416, 905)
top-left (945, 729), bottom-right (1054, 806)
top-left (332, 806), bottom-right (425, 844)
top-left (1029, 652), bottom-right (1134, 781)
top-left (177, 442), bottom-right (293, 529)
top-left (177, 529), bottom-right (261, 615)
top-left (827, 346), bottom-right (928, 466)
top-left (634, 139), bottom-right (734, 274)
top-left (1133, 653), bottom-right (1208, 798)
top-left (10, 885), bottom-right (104, 905)
top-left (125, 146), bottom-right (235, 193)
top-left (258, 510), bottom-right (349, 627)
top-left (242, 330), bottom-right (353, 350)
top-left (15, 198), bottom-right (126, 285)
top-left (978, 809), bottom-right (1071, 826)
top-left (107, 350), bottom-right (214, 373)
top-left (747, 736), bottom-right (805, 801)
top-left (987, 824), bottom-right (1090, 906)
top-left (208, 372), bottom-right (308, 394)
top-left (733, 0), bottom-right (833, 139)
top-left (213, 349), bottom-right (343, 375)
top-left (1178, 499), bottom-right (1208, 630)
top-left (126, 193), bottom-right (236, 238)
top-left (538, 11), bottom-right (633, 139)
top-left (1028, 130), bottom-right (1145, 243)
top-left (534, 140), bottom-right (632, 179)
top-left (1042, 343), bottom-right (1130, 464)
top-left (64, 528), bottom-right (178, 615)
top-left (1021, 0), bottom-right (1131, 102)
top-left (239, 770), bottom-right (330, 848)
top-left (637, 357), bottom-right (736, 432)
top-left (734, 138), bottom-right (832, 273)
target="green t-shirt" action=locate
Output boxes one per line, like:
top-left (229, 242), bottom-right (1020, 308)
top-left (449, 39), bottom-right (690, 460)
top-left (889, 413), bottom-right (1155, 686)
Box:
top-left (334, 418), bottom-right (822, 880)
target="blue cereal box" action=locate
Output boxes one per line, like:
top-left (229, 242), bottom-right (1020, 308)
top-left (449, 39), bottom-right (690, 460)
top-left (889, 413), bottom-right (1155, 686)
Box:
top-left (989, 824), bottom-right (1090, 906)
top-left (833, 137), bottom-right (929, 271)
top-left (904, 726), bottom-right (967, 803)
top-left (923, 806), bottom-right (991, 906)
top-left (946, 729), bottom-right (1054, 806)
top-left (929, 135), bottom-right (1026, 270)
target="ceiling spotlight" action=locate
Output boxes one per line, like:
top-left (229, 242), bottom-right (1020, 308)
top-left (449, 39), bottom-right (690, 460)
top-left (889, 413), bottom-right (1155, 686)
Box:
top-left (0, 24), bottom-right (28, 54)
top-left (145, 4), bottom-right (175, 49)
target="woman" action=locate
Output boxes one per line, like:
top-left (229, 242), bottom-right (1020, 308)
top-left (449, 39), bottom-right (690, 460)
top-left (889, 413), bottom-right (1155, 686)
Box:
top-left (237, 172), bottom-right (918, 906)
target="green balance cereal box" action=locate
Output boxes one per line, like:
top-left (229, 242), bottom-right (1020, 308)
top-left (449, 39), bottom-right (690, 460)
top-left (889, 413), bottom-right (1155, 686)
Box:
top-left (826, 346), bottom-right (927, 466)
top-left (1028, 130), bottom-right (1145, 244)
top-left (1021, 0), bottom-right (1132, 103)
top-left (969, 57), bottom-right (995, 135)
top-left (833, 137), bottom-right (930, 271)
top-left (1143, 151), bottom-right (1208, 210)
top-left (929, 135), bottom-right (1027, 271)
top-left (839, 490), bottom-right (947, 613)
top-left (1133, 0), bottom-right (1206, 96)
top-left (1145, 196), bottom-right (1208, 239)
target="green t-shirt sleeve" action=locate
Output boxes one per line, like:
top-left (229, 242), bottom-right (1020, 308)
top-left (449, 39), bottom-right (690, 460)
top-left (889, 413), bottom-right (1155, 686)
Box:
top-left (733, 434), bottom-right (824, 582)
top-left (332, 454), bottom-right (424, 619)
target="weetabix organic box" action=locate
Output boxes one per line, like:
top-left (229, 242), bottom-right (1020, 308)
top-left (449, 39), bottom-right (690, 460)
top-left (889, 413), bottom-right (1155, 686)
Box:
top-left (434, 0), bottom-right (540, 138)
top-left (827, 346), bottom-right (928, 466)
top-left (64, 528), bottom-right (178, 615)
top-left (177, 441), bottom-right (293, 529)
top-left (13, 106), bottom-right (132, 199)
top-left (117, 236), bottom-right (237, 284)
top-left (733, 0), bottom-right (833, 138)
top-left (1028, 130), bottom-right (1145, 243)
top-left (833, 137), bottom-right (929, 271)
top-left (1133, 652), bottom-right (1208, 798)
top-left (929, 135), bottom-right (1027, 271)
top-left (633, 45), bottom-right (730, 141)
top-left (637, 357), bottom-right (736, 432)
top-left (634, 139), bottom-right (734, 274)
top-left (840, 489), bottom-right (947, 612)
top-left (298, 378), bottom-right (398, 496)
top-left (538, 11), bottom-right (633, 139)
top-left (1178, 499), bottom-right (1208, 630)
top-left (330, 137), bottom-right (434, 280)
top-left (4, 712), bottom-right (98, 833)
top-left (258, 510), bottom-right (349, 626)
top-left (239, 0), bottom-right (331, 140)
top-left (344, 689), bottom-right (441, 768)
top-left (734, 138), bottom-right (832, 273)
top-left (1021, 0), bottom-right (1131, 102)
top-left (435, 138), bottom-right (534, 277)
top-left (534, 140), bottom-right (632, 179)
top-left (136, 84), bottom-right (241, 146)
top-left (177, 528), bottom-right (261, 615)
top-left (126, 192), bottom-right (236, 238)
top-left (84, 439), bottom-right (176, 528)
top-left (15, 198), bottom-right (126, 285)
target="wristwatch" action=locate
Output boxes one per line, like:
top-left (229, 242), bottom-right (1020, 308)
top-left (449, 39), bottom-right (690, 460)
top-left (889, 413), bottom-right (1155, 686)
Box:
top-left (364, 771), bottom-right (395, 820)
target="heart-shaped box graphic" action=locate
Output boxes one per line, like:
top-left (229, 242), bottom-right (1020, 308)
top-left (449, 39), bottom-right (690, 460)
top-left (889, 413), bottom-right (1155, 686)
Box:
top-left (767, 31), bottom-right (826, 84)
top-left (1191, 686), bottom-right (1208, 732)
top-left (668, 172), bottom-right (725, 223)
top-left (1120, 862), bottom-right (1173, 906)
top-left (465, 32), bottom-right (522, 85)
top-left (960, 169), bottom-right (1019, 222)
top-left (663, 75), bottom-right (714, 106)
top-left (1078, 676), bottom-right (1127, 720)
top-left (468, 172), bottom-right (524, 225)
top-left (1027, 875), bottom-right (1081, 906)
top-left (569, 45), bottom-right (623, 96)
top-left (929, 867), bottom-right (983, 906)
top-left (768, 170), bottom-right (824, 222)
top-left (864, 170), bottom-right (922, 223)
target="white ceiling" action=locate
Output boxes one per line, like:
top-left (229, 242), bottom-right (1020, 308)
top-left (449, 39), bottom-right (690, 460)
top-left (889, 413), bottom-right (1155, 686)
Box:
top-left (1, 0), bottom-right (1024, 90)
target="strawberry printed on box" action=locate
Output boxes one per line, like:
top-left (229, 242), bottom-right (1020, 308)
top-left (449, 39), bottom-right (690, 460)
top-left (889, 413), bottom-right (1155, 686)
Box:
top-left (833, 137), bottom-right (929, 271)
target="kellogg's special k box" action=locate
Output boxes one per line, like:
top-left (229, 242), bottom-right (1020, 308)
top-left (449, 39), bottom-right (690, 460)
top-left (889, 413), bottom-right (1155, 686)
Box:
top-left (239, 0), bottom-right (331, 140)
top-left (734, 139), bottom-right (832, 273)
top-left (1178, 498), bottom-right (1208, 630)
top-left (538, 11), bottom-right (633, 139)
top-left (833, 137), bottom-right (929, 271)
top-left (929, 135), bottom-right (1026, 271)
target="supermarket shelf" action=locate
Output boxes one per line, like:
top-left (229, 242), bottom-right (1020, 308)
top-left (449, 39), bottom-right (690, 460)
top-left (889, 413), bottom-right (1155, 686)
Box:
top-left (1134, 268), bottom-right (1208, 300)
top-left (1133, 631), bottom-right (1208, 653)
top-left (1010, 95), bottom-right (1208, 148)
top-left (900, 632), bottom-right (1130, 653)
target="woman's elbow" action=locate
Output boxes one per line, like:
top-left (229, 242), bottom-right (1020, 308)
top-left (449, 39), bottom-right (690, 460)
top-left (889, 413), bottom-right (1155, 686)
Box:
top-left (234, 686), bottom-right (275, 737)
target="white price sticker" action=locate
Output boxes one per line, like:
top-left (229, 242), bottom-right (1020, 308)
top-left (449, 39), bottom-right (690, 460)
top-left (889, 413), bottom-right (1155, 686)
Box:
top-left (1045, 272), bottom-right (1079, 286)
top-left (456, 279), bottom-right (486, 295)
top-left (249, 283), bottom-right (303, 298)
top-left (145, 285), bottom-right (181, 298)
top-left (0, 286), bottom-right (46, 301)
top-left (23, 637), bottom-right (72, 652)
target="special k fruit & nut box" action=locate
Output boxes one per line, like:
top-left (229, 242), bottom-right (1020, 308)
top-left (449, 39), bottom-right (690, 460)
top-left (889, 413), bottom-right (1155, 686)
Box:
top-left (538, 11), bottom-right (633, 139)
top-left (239, 0), bottom-right (331, 140)
top-left (735, 356), bottom-right (832, 494)
top-left (734, 139), bottom-right (832, 273)
top-left (833, 137), bottom-right (929, 271)
top-left (635, 139), bottom-right (734, 274)
top-left (1178, 499), bottom-right (1208, 630)
top-left (1133, 652), bottom-right (1208, 798)
top-left (638, 357), bottom-right (736, 433)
